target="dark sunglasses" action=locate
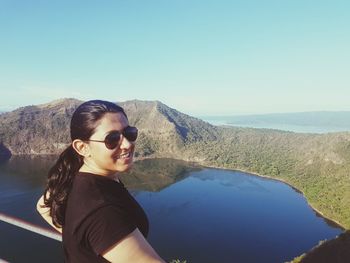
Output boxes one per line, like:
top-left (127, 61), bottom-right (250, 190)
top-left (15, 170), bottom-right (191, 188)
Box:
top-left (86, 126), bottom-right (138, 150)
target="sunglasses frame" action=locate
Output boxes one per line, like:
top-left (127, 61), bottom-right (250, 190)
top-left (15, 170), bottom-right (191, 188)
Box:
top-left (86, 126), bottom-right (138, 150)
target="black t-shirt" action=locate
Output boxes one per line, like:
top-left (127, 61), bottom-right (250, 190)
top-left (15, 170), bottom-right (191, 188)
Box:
top-left (62, 172), bottom-right (149, 263)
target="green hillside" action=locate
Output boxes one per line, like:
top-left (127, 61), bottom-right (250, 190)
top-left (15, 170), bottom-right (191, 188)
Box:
top-left (289, 231), bottom-right (350, 263)
top-left (0, 98), bottom-right (349, 261)
top-left (0, 99), bottom-right (349, 229)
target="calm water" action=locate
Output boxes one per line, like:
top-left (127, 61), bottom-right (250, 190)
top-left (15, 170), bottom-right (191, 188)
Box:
top-left (0, 156), bottom-right (343, 263)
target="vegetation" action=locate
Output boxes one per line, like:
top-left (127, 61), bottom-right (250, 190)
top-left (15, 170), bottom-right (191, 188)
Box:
top-left (0, 98), bottom-right (349, 260)
top-left (288, 231), bottom-right (350, 263)
top-left (186, 129), bottom-right (350, 230)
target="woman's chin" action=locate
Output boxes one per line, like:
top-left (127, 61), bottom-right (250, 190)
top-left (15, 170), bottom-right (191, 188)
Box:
top-left (115, 161), bottom-right (133, 172)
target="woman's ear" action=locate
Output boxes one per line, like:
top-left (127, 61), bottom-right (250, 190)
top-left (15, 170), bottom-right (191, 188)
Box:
top-left (72, 139), bottom-right (90, 157)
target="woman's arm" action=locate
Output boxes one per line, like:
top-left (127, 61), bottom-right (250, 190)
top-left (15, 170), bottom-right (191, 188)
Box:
top-left (102, 228), bottom-right (166, 263)
top-left (36, 195), bottom-right (62, 234)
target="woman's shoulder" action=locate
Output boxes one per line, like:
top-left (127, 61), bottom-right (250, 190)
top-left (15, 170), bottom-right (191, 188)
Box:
top-left (65, 172), bottom-right (127, 229)
top-left (72, 172), bottom-right (126, 199)
top-left (64, 173), bottom-right (107, 229)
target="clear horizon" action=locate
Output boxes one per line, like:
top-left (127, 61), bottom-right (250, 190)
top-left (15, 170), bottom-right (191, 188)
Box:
top-left (1, 1), bottom-right (349, 116)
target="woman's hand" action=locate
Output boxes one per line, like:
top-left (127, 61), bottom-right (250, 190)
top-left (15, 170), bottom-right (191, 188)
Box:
top-left (36, 194), bottom-right (63, 234)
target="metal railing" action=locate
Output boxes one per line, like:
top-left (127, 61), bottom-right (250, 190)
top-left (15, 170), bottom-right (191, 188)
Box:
top-left (0, 212), bottom-right (62, 241)
top-left (0, 212), bottom-right (62, 262)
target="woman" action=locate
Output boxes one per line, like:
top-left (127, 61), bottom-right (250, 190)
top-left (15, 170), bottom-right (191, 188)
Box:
top-left (37, 100), bottom-right (165, 263)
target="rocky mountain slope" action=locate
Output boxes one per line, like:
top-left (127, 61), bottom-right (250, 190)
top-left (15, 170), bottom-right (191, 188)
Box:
top-left (0, 98), bottom-right (81, 154)
top-left (0, 98), bottom-right (349, 260)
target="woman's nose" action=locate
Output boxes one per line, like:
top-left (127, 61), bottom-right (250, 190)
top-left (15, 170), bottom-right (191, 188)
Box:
top-left (119, 135), bottom-right (133, 149)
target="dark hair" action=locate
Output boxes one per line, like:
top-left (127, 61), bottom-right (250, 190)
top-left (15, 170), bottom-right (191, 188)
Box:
top-left (42, 100), bottom-right (127, 228)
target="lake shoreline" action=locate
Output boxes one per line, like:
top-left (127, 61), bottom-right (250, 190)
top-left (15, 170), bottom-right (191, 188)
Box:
top-left (6, 154), bottom-right (345, 231)
top-left (135, 155), bottom-right (346, 230)
top-left (3, 155), bottom-right (344, 263)
top-left (198, 163), bottom-right (346, 231)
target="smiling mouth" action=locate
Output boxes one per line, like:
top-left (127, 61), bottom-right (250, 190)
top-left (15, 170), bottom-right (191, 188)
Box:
top-left (116, 151), bottom-right (132, 159)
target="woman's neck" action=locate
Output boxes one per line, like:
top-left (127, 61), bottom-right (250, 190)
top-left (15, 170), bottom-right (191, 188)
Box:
top-left (79, 164), bottom-right (119, 182)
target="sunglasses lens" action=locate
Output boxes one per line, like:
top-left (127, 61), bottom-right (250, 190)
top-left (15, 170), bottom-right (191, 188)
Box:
top-left (103, 127), bottom-right (138, 149)
top-left (104, 131), bottom-right (121, 149)
top-left (124, 126), bottom-right (138, 142)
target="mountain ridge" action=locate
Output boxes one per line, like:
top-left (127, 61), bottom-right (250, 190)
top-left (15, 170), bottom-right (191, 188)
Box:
top-left (0, 98), bottom-right (349, 261)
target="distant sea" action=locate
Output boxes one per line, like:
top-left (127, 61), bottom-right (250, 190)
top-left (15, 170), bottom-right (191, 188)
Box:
top-left (201, 119), bottom-right (349, 133)
top-left (200, 113), bottom-right (350, 134)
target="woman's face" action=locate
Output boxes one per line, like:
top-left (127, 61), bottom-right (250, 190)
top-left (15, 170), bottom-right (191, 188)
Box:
top-left (84, 112), bottom-right (135, 175)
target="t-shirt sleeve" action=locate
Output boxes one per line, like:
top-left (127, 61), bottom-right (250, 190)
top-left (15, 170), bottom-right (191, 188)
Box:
top-left (82, 205), bottom-right (137, 256)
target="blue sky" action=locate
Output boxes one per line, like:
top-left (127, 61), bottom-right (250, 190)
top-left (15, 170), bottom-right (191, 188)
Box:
top-left (1, 0), bottom-right (349, 116)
